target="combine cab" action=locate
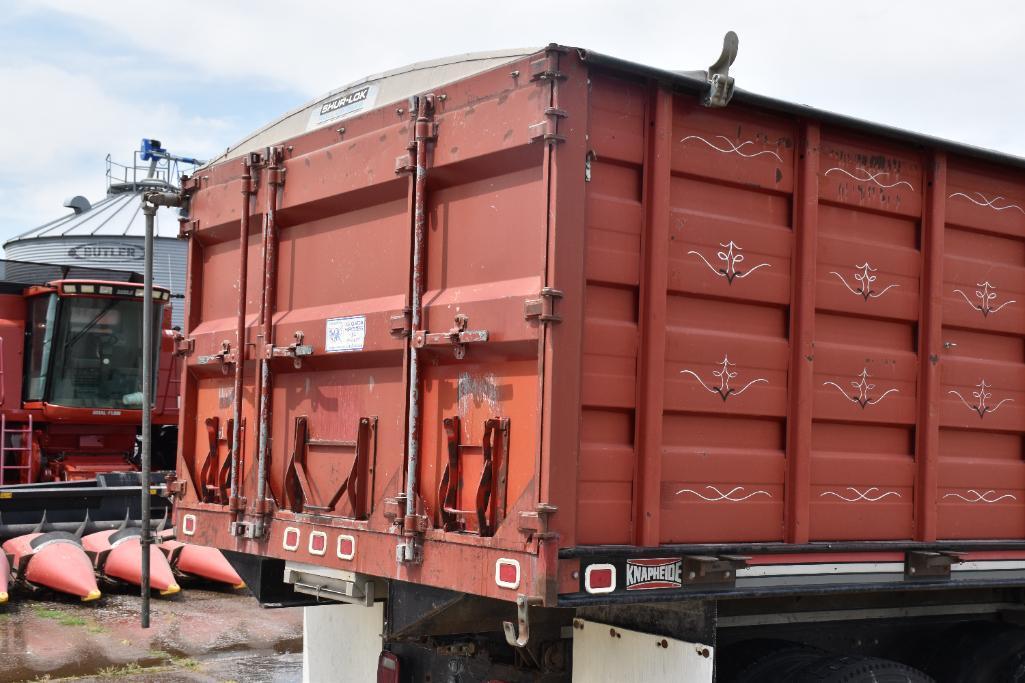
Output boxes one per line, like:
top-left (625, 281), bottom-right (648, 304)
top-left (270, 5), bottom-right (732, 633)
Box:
top-left (0, 260), bottom-right (179, 485)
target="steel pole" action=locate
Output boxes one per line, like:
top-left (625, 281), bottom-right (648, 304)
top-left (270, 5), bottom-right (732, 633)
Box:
top-left (401, 95), bottom-right (433, 562)
top-left (230, 160), bottom-right (254, 515)
top-left (140, 201), bottom-right (156, 629)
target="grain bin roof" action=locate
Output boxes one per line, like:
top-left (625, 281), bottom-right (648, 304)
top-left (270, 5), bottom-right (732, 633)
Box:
top-left (203, 48), bottom-right (539, 167)
top-left (5, 188), bottom-right (179, 246)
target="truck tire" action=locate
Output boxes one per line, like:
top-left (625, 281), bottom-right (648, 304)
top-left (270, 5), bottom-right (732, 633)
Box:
top-left (794, 655), bottom-right (934, 682)
top-left (730, 644), bottom-right (826, 682)
top-left (912, 621), bottom-right (1025, 682)
top-left (718, 639), bottom-right (821, 681)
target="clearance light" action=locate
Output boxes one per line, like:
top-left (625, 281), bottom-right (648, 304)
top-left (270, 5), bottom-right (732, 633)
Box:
top-left (309, 531), bottom-right (327, 556)
top-left (134, 289), bottom-right (145, 297)
top-left (80, 284), bottom-right (95, 293)
top-left (116, 288), bottom-right (134, 296)
top-left (64, 284), bottom-right (78, 293)
top-left (283, 527), bottom-right (301, 552)
top-left (337, 534), bottom-right (356, 561)
top-left (377, 652), bottom-right (400, 683)
top-left (162, 291), bottom-right (170, 300)
top-left (152, 290), bottom-right (163, 299)
top-left (495, 558), bottom-right (521, 590)
top-left (98, 286), bottom-right (113, 295)
top-left (181, 514), bottom-right (196, 536)
top-left (584, 564), bottom-right (616, 594)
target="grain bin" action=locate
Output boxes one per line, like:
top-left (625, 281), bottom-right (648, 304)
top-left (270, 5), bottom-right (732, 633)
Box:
top-left (4, 143), bottom-right (198, 328)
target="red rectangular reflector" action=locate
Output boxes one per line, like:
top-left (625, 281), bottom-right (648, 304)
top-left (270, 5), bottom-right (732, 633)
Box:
top-left (498, 562), bottom-right (517, 585)
top-left (377, 651), bottom-right (400, 683)
top-left (311, 534), bottom-right (326, 552)
top-left (587, 567), bottom-right (614, 590)
top-left (284, 528), bottom-right (299, 550)
top-left (338, 537), bottom-right (355, 558)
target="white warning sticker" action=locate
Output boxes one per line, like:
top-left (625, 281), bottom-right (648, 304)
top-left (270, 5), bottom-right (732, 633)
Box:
top-left (325, 315), bottom-right (366, 352)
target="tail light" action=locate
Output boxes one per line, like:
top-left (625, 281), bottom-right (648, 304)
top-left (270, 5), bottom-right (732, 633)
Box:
top-left (377, 651), bottom-right (400, 683)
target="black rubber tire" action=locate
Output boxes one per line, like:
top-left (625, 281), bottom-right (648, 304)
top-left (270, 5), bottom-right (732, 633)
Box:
top-left (794, 654), bottom-right (934, 682)
top-left (717, 639), bottom-right (820, 682)
top-left (731, 644), bottom-right (827, 683)
top-left (912, 621), bottom-right (1025, 682)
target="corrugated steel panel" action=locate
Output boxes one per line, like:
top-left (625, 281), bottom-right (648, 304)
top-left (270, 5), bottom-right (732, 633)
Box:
top-left (4, 235), bottom-right (187, 328)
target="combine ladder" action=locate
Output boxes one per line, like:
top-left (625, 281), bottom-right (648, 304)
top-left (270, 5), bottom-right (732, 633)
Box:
top-left (0, 414), bottom-right (34, 486)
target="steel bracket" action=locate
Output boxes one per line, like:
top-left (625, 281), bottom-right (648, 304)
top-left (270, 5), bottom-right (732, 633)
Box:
top-left (197, 340), bottom-right (236, 373)
top-left (264, 331), bottom-right (314, 368)
top-left (529, 51), bottom-right (567, 82)
top-left (174, 335), bottom-right (195, 357)
top-left (529, 107), bottom-right (568, 145)
top-left (504, 594), bottom-right (543, 648)
top-left (164, 476), bottom-right (187, 499)
top-left (395, 143), bottom-right (417, 175)
top-left (182, 175), bottom-right (203, 194)
top-left (518, 503), bottom-right (558, 540)
top-left (906, 550), bottom-right (961, 580)
top-left (524, 287), bottom-right (564, 323)
top-left (703, 31), bottom-right (739, 108)
top-left (412, 314), bottom-right (488, 360)
top-left (389, 308), bottom-right (412, 336)
top-left (680, 554), bottom-right (748, 587)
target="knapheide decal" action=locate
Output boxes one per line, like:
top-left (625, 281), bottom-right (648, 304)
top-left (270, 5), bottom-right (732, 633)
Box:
top-left (625, 558), bottom-right (683, 591)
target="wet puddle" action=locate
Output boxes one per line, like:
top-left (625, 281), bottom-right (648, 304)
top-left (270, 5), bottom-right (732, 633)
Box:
top-left (0, 585), bottom-right (302, 682)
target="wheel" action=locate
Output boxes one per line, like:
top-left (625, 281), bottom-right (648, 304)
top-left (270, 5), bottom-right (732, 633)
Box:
top-left (730, 643), bottom-right (827, 682)
top-left (912, 621), bottom-right (1025, 682)
top-left (718, 639), bottom-right (821, 682)
top-left (794, 654), bottom-right (933, 682)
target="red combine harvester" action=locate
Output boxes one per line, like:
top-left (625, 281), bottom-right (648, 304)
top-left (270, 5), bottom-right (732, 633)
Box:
top-left (0, 260), bottom-right (242, 602)
top-left (0, 260), bottom-right (179, 485)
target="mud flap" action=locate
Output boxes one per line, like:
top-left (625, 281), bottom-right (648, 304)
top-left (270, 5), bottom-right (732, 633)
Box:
top-left (571, 618), bottom-right (713, 683)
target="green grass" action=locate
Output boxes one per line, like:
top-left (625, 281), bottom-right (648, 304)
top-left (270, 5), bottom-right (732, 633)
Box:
top-left (31, 607), bottom-right (87, 627)
top-left (95, 663), bottom-right (145, 678)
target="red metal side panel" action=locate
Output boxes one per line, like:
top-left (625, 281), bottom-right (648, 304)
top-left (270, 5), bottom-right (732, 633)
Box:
top-left (0, 294), bottom-right (26, 413)
top-left (659, 96), bottom-right (795, 543)
top-left (584, 70), bottom-right (1025, 549)
top-left (809, 133), bottom-right (922, 541)
top-left (938, 161), bottom-right (1025, 539)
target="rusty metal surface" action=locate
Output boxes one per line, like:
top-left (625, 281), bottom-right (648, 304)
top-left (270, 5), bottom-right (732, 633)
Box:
top-left (177, 46), bottom-right (1025, 606)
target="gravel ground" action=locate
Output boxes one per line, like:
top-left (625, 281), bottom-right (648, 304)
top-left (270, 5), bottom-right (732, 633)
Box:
top-left (0, 583), bottom-right (303, 682)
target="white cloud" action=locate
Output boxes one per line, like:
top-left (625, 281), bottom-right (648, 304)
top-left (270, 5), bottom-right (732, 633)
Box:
top-left (4, 0), bottom-right (1025, 241)
top-left (23, 0), bottom-right (1025, 159)
top-left (0, 61), bottom-right (234, 238)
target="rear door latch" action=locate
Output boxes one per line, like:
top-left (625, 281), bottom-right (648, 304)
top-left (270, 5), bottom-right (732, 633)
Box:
top-left (412, 314), bottom-right (488, 360)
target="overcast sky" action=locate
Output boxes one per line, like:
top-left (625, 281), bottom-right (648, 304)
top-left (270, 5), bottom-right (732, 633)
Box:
top-left (2, 0), bottom-right (1023, 242)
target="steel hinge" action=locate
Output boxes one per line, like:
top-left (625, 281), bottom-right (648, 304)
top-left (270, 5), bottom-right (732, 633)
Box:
top-left (518, 503), bottom-right (558, 540)
top-left (906, 550), bottom-right (961, 580)
top-left (529, 47), bottom-right (568, 82)
top-left (529, 107), bottom-right (568, 145)
top-left (262, 331), bottom-right (314, 368)
top-left (524, 288), bottom-right (564, 323)
top-left (165, 477), bottom-right (187, 499)
top-left (703, 31), bottom-right (739, 108)
top-left (179, 219), bottom-right (200, 236)
top-left (395, 142), bottom-right (417, 175)
top-left (383, 496), bottom-right (405, 526)
top-left (412, 314), bottom-right (488, 360)
top-left (175, 336), bottom-right (195, 357)
top-left (390, 308), bottom-right (412, 336)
